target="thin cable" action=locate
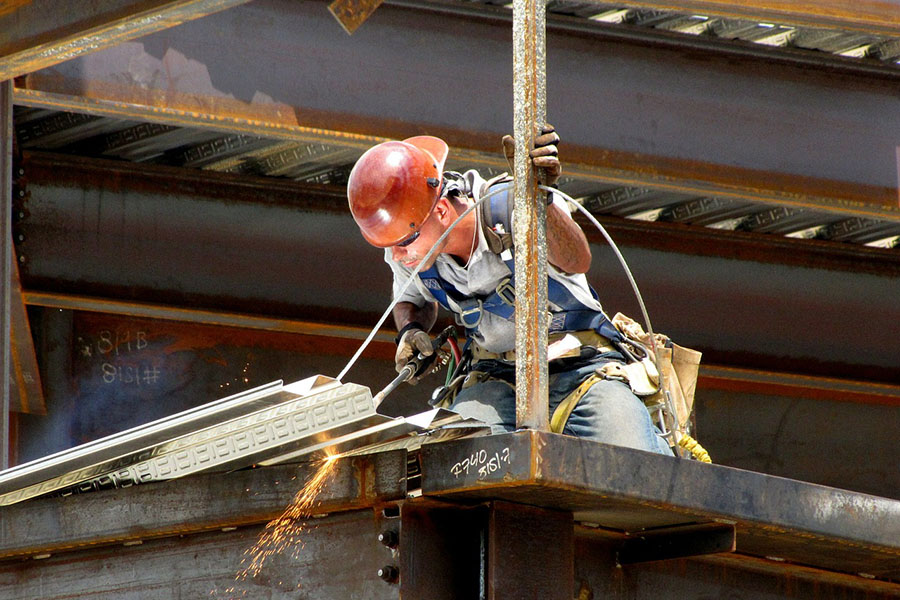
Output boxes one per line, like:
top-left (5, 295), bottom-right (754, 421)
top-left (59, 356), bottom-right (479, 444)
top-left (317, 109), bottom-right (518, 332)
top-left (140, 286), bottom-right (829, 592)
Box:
top-left (541, 185), bottom-right (679, 437)
top-left (336, 186), bottom-right (506, 382)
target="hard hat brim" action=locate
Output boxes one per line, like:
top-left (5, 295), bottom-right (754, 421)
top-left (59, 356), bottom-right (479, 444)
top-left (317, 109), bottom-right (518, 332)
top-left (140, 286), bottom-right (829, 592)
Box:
top-left (403, 136), bottom-right (448, 174)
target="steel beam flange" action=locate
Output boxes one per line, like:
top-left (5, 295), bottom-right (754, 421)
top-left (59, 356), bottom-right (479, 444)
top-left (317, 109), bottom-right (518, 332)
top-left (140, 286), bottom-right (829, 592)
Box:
top-left (616, 522), bottom-right (737, 564)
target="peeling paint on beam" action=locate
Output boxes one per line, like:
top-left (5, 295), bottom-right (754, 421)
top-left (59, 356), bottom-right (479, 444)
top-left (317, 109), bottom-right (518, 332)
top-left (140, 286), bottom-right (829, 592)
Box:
top-left (0, 0), bottom-right (253, 80)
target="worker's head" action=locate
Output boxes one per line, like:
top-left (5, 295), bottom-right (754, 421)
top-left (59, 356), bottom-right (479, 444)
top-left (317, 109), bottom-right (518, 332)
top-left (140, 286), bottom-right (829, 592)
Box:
top-left (347, 136), bottom-right (449, 249)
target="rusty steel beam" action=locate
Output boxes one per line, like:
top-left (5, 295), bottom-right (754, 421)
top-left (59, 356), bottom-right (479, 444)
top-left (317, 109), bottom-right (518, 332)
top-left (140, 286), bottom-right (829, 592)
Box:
top-left (11, 0), bottom-right (900, 221)
top-left (489, 501), bottom-right (574, 599)
top-left (1, 80), bottom-right (11, 469)
top-left (574, 530), bottom-right (900, 598)
top-left (0, 450), bottom-right (407, 560)
top-left (20, 289), bottom-right (900, 408)
top-left (329, 0), bottom-right (387, 34)
top-left (699, 365), bottom-right (900, 408)
top-left (579, 0), bottom-right (900, 36)
top-left (0, 0), bottom-right (252, 81)
top-left (14, 86), bottom-right (899, 225)
top-left (12, 87), bottom-right (386, 150)
top-left (23, 290), bottom-right (394, 345)
top-left (420, 431), bottom-right (900, 581)
top-left (512, 0), bottom-right (549, 430)
top-left (15, 152), bottom-right (900, 384)
top-left (577, 213), bottom-right (900, 278)
top-left (8, 257), bottom-right (44, 414)
top-left (0, 508), bottom-right (401, 599)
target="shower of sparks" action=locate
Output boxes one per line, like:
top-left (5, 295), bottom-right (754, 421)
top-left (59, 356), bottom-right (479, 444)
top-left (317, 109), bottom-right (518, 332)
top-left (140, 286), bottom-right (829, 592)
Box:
top-left (235, 454), bottom-right (339, 581)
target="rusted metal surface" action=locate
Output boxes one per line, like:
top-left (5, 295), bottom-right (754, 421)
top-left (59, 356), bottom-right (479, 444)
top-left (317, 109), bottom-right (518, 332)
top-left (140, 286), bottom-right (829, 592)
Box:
top-left (419, 431), bottom-right (900, 581)
top-left (0, 507), bottom-right (400, 599)
top-left (694, 389), bottom-right (900, 501)
top-left (1, 80), bottom-right (11, 470)
top-left (576, 0), bottom-right (900, 36)
top-left (16, 151), bottom-right (384, 323)
top-left (399, 499), bottom-right (487, 598)
top-left (0, 0), bottom-right (253, 80)
top-left (616, 522), bottom-right (735, 564)
top-left (16, 87), bottom-right (900, 228)
top-left (25, 290), bottom-right (394, 342)
top-left (579, 213), bottom-right (900, 278)
top-left (14, 153), bottom-right (900, 383)
top-left (0, 450), bottom-right (407, 559)
top-left (699, 365), bottom-right (900, 407)
top-left (13, 309), bottom-right (412, 464)
top-left (489, 501), bottom-right (574, 599)
top-left (512, 0), bottom-right (550, 430)
top-left (329, 0), bottom-right (386, 34)
top-left (575, 533), bottom-right (900, 598)
top-left (12, 0), bottom-right (900, 214)
top-left (7, 256), bottom-right (44, 414)
top-left (23, 288), bottom-right (900, 409)
top-left (412, 0), bottom-right (900, 72)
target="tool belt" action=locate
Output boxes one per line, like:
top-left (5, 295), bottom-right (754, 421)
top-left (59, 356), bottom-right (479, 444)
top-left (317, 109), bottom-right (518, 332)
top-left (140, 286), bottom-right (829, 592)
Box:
top-left (548, 313), bottom-right (708, 461)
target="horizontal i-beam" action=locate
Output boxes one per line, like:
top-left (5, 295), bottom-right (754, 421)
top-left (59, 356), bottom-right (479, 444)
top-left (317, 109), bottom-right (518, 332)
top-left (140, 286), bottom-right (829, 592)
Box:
top-left (0, 0), bottom-right (252, 80)
top-left (12, 0), bottom-right (900, 220)
top-left (19, 289), bottom-right (900, 406)
top-left (15, 151), bottom-right (900, 380)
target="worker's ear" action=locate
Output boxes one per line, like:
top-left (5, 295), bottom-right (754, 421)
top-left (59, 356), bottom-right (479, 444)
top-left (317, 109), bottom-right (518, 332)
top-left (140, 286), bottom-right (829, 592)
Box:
top-left (434, 197), bottom-right (453, 224)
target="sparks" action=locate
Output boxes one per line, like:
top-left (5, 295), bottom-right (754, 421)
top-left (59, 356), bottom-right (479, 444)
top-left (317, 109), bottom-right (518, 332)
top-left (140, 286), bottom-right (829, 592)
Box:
top-left (234, 454), bottom-right (338, 581)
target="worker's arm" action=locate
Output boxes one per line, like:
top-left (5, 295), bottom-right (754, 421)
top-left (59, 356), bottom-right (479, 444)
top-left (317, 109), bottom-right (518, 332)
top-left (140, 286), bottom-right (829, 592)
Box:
top-left (392, 300), bottom-right (438, 333)
top-left (546, 202), bottom-right (592, 274)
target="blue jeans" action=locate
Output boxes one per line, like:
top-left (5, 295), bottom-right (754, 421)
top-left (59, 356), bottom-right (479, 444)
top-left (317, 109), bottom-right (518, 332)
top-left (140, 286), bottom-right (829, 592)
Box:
top-left (449, 360), bottom-right (673, 455)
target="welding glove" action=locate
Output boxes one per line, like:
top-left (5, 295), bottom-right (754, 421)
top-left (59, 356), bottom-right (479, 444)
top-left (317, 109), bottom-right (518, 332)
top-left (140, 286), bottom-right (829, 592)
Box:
top-left (501, 124), bottom-right (562, 187)
top-left (395, 328), bottom-right (434, 385)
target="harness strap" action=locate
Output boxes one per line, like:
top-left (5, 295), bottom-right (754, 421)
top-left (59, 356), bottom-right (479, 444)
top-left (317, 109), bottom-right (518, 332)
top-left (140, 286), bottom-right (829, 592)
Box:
top-left (417, 177), bottom-right (622, 340)
top-left (550, 373), bottom-right (601, 433)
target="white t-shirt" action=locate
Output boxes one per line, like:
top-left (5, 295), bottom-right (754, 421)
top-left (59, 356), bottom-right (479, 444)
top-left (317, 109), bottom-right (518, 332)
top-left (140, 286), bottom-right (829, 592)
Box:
top-left (385, 170), bottom-right (605, 354)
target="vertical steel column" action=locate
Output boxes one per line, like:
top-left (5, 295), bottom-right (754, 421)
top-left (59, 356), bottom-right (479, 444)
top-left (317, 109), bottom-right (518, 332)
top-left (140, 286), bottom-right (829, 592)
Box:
top-left (512, 0), bottom-right (549, 430)
top-left (1, 80), bottom-right (11, 469)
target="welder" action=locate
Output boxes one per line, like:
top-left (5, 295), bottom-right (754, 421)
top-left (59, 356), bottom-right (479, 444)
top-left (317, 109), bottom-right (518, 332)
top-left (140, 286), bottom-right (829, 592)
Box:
top-left (346, 129), bottom-right (672, 455)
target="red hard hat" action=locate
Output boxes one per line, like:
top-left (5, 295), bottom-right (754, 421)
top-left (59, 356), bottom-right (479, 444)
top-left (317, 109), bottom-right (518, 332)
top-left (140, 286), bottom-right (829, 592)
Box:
top-left (347, 136), bottom-right (449, 247)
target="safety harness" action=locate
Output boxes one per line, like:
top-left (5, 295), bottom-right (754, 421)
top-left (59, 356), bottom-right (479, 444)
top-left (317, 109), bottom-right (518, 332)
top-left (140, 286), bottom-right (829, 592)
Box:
top-left (417, 177), bottom-right (622, 343)
top-left (417, 176), bottom-right (710, 461)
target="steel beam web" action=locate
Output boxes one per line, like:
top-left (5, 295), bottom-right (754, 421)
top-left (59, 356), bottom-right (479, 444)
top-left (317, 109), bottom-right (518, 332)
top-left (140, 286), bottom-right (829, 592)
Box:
top-left (1, 80), bottom-right (11, 469)
top-left (513, 0), bottom-right (549, 430)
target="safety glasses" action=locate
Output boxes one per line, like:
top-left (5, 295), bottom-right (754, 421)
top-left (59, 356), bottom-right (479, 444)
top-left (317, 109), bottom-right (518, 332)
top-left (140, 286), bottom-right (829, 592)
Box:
top-left (395, 229), bottom-right (421, 247)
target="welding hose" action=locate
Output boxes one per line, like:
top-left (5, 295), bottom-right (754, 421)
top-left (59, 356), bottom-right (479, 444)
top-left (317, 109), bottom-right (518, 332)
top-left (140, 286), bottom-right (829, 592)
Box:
top-left (540, 185), bottom-right (682, 447)
top-left (337, 186), bottom-right (507, 383)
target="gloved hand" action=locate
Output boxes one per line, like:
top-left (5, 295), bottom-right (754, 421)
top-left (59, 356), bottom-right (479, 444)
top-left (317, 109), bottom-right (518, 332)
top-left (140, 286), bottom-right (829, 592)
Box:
top-left (395, 327), bottom-right (434, 385)
top-left (501, 124), bottom-right (561, 187)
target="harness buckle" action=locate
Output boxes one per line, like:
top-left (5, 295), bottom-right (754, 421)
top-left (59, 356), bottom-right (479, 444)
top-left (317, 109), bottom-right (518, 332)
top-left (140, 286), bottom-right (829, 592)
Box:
top-left (456, 298), bottom-right (484, 329)
top-left (495, 278), bottom-right (516, 305)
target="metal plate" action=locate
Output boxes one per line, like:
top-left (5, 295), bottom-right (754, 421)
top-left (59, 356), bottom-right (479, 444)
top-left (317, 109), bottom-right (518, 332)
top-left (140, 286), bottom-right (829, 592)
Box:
top-left (0, 375), bottom-right (484, 505)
